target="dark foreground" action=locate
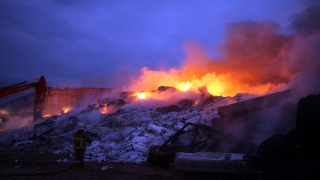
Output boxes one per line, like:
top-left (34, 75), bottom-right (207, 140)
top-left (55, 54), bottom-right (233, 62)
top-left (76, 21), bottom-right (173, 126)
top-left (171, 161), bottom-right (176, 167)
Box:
top-left (4, 150), bottom-right (320, 180)
top-left (0, 150), bottom-right (185, 180)
top-left (0, 150), bottom-right (266, 180)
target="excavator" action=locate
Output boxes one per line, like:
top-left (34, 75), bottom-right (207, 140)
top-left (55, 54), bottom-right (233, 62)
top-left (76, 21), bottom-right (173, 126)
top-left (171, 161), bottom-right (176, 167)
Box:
top-left (0, 76), bottom-right (46, 121)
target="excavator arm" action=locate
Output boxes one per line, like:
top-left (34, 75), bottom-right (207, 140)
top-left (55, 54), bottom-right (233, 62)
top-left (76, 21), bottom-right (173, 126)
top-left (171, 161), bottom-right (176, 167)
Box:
top-left (33, 76), bottom-right (46, 121)
top-left (0, 76), bottom-right (46, 121)
top-left (0, 82), bottom-right (37, 98)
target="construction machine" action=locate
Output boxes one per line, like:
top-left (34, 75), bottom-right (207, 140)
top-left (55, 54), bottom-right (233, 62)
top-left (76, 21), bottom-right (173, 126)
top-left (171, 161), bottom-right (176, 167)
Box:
top-left (0, 76), bottom-right (46, 121)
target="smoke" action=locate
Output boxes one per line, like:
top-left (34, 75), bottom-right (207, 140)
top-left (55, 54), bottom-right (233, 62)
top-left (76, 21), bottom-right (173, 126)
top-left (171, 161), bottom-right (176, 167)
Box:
top-left (289, 6), bottom-right (320, 36)
top-left (124, 20), bottom-right (296, 97)
top-left (191, 6), bottom-right (320, 147)
top-left (1, 114), bottom-right (35, 132)
top-left (124, 5), bottom-right (320, 101)
top-left (222, 6), bottom-right (320, 145)
top-left (124, 67), bottom-right (181, 92)
top-left (287, 6), bottom-right (320, 100)
top-left (188, 21), bottom-right (293, 83)
top-left (121, 6), bottom-right (320, 149)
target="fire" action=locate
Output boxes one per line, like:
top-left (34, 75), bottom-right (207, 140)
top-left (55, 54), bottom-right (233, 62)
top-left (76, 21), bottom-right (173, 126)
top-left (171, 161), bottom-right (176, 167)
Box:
top-left (135, 92), bottom-right (149, 99)
top-left (176, 81), bottom-right (191, 91)
top-left (60, 107), bottom-right (71, 115)
top-left (125, 59), bottom-right (288, 97)
top-left (124, 24), bottom-right (296, 97)
top-left (101, 103), bottom-right (108, 114)
top-left (43, 114), bottom-right (51, 117)
top-left (193, 101), bottom-right (198, 106)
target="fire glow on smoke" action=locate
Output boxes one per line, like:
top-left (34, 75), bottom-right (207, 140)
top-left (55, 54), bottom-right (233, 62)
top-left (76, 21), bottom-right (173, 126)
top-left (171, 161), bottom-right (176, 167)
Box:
top-left (124, 21), bottom-right (302, 97)
top-left (19, 9), bottom-right (320, 118)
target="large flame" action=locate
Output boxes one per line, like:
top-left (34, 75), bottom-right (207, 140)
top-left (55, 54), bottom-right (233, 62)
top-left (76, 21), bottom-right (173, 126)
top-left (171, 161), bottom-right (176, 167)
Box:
top-left (125, 66), bottom-right (281, 97)
top-left (125, 21), bottom-right (296, 96)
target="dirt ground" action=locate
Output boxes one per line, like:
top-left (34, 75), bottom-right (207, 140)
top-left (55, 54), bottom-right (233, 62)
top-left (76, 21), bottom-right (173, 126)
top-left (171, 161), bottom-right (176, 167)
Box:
top-left (0, 150), bottom-right (188, 180)
top-left (0, 150), bottom-right (262, 180)
top-left (0, 150), bottom-right (289, 180)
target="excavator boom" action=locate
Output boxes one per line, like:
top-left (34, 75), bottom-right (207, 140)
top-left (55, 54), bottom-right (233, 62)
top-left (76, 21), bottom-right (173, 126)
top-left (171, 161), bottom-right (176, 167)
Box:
top-left (0, 82), bottom-right (37, 99)
top-left (0, 76), bottom-right (46, 121)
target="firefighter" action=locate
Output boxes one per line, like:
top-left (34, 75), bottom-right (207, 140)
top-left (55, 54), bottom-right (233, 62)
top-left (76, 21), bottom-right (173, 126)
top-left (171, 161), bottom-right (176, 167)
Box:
top-left (73, 123), bottom-right (91, 167)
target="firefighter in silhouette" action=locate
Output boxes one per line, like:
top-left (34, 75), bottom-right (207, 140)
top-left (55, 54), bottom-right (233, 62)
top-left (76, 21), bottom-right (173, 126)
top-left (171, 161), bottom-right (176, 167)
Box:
top-left (73, 123), bottom-right (91, 167)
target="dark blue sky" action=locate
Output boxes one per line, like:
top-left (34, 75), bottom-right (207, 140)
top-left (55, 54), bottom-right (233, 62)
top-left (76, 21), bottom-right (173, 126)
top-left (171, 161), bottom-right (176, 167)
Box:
top-left (0, 0), bottom-right (316, 89)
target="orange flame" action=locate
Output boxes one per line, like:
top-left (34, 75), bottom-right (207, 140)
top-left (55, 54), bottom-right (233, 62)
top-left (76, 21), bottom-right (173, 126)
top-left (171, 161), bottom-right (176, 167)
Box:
top-left (101, 103), bottom-right (108, 114)
top-left (176, 81), bottom-right (191, 92)
top-left (122, 20), bottom-right (302, 96)
top-left (59, 107), bottom-right (71, 115)
top-left (63, 108), bottom-right (70, 113)
top-left (124, 42), bottom-right (290, 96)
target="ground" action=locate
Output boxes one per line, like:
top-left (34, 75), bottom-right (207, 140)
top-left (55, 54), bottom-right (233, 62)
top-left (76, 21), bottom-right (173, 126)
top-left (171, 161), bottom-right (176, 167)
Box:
top-left (0, 150), bottom-right (185, 180)
top-left (0, 150), bottom-right (260, 180)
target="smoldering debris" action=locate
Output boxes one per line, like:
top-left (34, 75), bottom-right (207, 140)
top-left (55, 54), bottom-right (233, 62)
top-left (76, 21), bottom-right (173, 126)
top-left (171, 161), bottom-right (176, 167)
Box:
top-left (0, 89), bottom-right (300, 164)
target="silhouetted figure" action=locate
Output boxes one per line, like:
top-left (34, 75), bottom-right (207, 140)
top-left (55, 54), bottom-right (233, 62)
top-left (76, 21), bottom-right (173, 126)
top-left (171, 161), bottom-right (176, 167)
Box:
top-left (73, 123), bottom-right (91, 167)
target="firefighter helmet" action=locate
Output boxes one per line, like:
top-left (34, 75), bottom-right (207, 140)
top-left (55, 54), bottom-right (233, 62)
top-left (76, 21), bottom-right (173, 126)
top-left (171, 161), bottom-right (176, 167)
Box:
top-left (78, 123), bottom-right (85, 130)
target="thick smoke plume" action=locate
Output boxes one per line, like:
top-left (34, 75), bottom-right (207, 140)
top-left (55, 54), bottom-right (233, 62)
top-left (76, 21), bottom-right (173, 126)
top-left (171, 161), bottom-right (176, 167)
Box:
top-left (125, 21), bottom-right (294, 96)
top-left (122, 6), bottom-right (320, 147)
top-left (125, 6), bottom-right (320, 99)
top-left (288, 6), bottom-right (320, 100)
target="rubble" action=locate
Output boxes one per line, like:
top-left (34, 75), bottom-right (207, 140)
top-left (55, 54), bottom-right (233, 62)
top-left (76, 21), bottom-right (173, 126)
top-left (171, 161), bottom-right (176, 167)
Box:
top-left (1, 89), bottom-right (313, 178)
top-left (156, 105), bottom-right (181, 113)
top-left (0, 92), bottom-right (223, 163)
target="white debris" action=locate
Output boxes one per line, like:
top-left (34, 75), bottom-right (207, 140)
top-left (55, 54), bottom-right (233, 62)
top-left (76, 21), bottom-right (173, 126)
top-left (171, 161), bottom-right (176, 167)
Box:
top-left (0, 94), bottom-right (254, 164)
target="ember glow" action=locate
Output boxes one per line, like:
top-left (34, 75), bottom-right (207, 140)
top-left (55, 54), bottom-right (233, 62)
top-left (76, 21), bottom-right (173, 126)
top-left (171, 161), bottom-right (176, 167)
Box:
top-left (101, 103), bottom-right (108, 114)
top-left (63, 108), bottom-right (70, 114)
top-left (43, 107), bottom-right (72, 118)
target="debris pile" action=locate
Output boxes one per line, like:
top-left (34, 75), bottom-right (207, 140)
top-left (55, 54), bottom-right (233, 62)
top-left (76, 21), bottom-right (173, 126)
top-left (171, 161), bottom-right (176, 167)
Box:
top-left (0, 92), bottom-right (236, 163)
top-left (0, 89), bottom-right (301, 167)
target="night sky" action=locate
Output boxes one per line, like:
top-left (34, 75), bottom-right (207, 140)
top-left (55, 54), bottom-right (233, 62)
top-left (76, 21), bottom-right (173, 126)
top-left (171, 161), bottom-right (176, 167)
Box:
top-left (1, 0), bottom-right (320, 104)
